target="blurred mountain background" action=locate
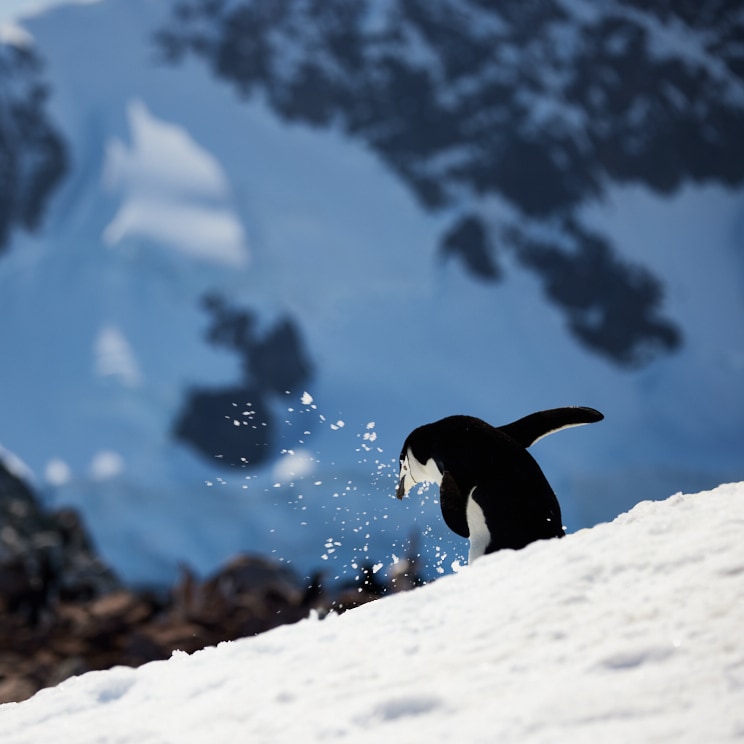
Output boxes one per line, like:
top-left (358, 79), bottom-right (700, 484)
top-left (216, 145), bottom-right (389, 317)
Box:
top-left (0, 0), bottom-right (742, 588)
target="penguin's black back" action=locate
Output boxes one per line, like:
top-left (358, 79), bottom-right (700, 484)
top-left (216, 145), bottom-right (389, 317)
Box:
top-left (403, 415), bottom-right (565, 552)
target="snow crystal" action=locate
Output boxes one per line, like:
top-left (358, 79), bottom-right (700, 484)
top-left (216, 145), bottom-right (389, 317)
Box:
top-left (301, 391), bottom-right (314, 405)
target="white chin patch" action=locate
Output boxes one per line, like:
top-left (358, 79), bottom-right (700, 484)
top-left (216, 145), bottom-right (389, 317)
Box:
top-left (400, 469), bottom-right (418, 496)
top-left (409, 452), bottom-right (443, 487)
top-left (398, 451), bottom-right (443, 498)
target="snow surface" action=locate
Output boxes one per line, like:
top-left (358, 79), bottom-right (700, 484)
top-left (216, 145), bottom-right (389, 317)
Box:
top-left (1, 482), bottom-right (743, 743)
top-left (102, 99), bottom-right (249, 267)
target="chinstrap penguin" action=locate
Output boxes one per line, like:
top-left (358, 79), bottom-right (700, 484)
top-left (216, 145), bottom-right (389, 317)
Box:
top-left (396, 407), bottom-right (603, 563)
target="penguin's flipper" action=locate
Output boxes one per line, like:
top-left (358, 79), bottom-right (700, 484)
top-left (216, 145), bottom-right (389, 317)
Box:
top-left (498, 407), bottom-right (603, 448)
top-left (439, 472), bottom-right (470, 538)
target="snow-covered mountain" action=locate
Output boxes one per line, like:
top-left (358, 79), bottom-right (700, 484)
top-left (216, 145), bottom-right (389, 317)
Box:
top-left (0, 0), bottom-right (742, 585)
top-left (1, 483), bottom-right (742, 743)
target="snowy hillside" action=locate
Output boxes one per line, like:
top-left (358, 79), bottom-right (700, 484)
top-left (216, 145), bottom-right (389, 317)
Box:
top-left (1, 482), bottom-right (742, 743)
top-left (0, 0), bottom-right (742, 586)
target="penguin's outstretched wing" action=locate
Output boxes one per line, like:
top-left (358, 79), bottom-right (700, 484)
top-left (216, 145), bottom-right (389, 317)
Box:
top-left (439, 472), bottom-right (469, 538)
top-left (498, 407), bottom-right (603, 448)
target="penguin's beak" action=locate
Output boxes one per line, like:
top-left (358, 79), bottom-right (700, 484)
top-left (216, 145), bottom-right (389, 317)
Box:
top-left (396, 461), bottom-right (415, 500)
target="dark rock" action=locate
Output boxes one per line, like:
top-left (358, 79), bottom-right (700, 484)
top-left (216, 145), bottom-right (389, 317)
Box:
top-left (0, 677), bottom-right (37, 706)
top-left (507, 218), bottom-right (683, 366)
top-left (0, 548), bottom-right (418, 702)
top-left (441, 215), bottom-right (501, 281)
top-left (174, 294), bottom-right (313, 468)
top-left (0, 458), bottom-right (120, 616)
top-left (0, 42), bottom-right (67, 254)
top-left (157, 0), bottom-right (744, 366)
top-left (174, 384), bottom-right (274, 466)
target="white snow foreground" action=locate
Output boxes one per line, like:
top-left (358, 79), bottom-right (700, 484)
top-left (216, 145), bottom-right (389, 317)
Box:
top-left (2, 484), bottom-right (743, 743)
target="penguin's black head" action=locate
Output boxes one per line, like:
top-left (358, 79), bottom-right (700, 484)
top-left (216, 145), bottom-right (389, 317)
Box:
top-left (396, 415), bottom-right (494, 500)
top-left (396, 425), bottom-right (445, 500)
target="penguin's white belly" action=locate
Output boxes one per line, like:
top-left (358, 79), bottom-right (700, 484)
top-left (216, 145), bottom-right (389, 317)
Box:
top-left (466, 488), bottom-right (490, 563)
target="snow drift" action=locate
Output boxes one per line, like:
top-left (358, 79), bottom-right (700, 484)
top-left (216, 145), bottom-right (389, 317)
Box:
top-left (1, 481), bottom-right (742, 743)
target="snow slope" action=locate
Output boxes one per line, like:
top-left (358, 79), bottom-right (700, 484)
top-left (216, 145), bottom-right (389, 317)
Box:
top-left (1, 482), bottom-right (742, 743)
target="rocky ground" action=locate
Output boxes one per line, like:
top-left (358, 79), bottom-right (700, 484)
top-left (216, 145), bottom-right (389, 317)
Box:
top-left (0, 459), bottom-right (421, 704)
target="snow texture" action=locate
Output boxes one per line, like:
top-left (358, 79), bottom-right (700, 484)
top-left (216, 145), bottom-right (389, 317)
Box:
top-left (1, 482), bottom-right (742, 743)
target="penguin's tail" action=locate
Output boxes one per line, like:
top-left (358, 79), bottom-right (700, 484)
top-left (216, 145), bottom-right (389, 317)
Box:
top-left (498, 407), bottom-right (603, 448)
